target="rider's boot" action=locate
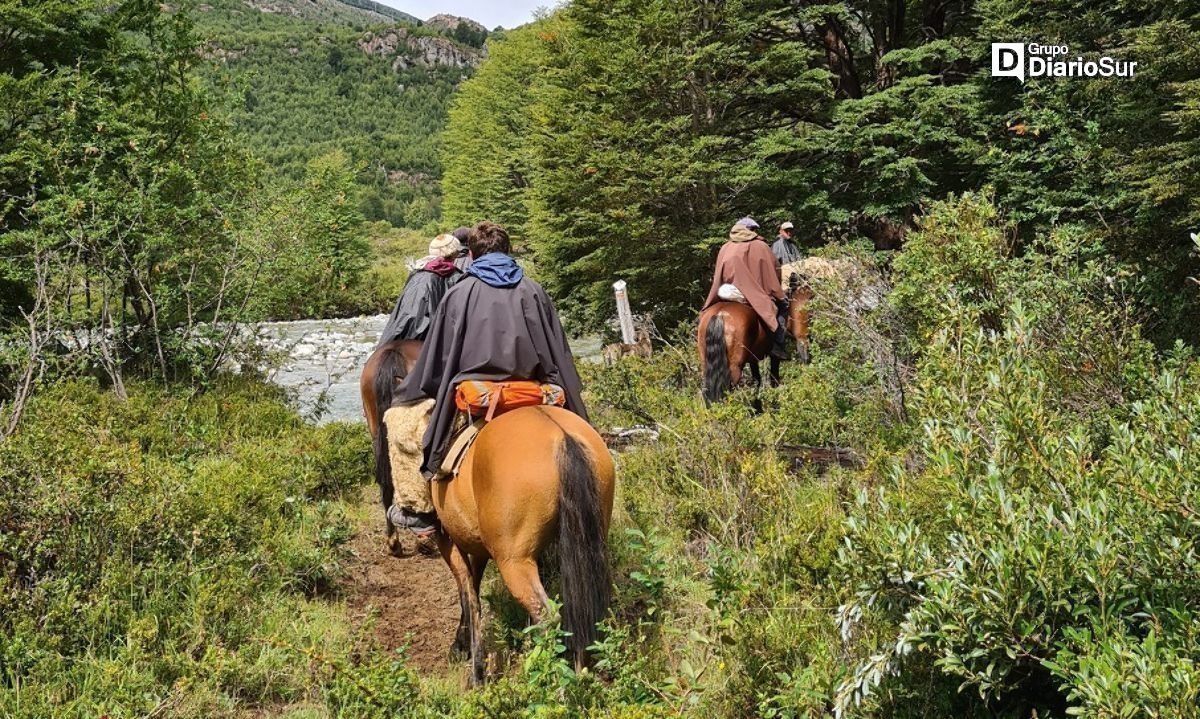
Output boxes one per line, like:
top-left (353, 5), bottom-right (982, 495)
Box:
top-left (769, 320), bottom-right (789, 360)
top-left (387, 503), bottom-right (437, 538)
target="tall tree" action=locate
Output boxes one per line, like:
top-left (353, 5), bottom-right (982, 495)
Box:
top-left (527, 0), bottom-right (830, 329)
top-left (442, 0), bottom-right (1200, 339)
top-left (0, 0), bottom-right (259, 403)
top-left (441, 22), bottom-right (553, 243)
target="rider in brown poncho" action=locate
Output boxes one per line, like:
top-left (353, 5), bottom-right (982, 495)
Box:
top-left (390, 222), bottom-right (587, 533)
top-left (702, 217), bottom-right (788, 358)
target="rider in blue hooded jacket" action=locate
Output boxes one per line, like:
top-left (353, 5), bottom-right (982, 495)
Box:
top-left (390, 221), bottom-right (586, 533)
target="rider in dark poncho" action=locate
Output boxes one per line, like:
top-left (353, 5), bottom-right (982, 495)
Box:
top-left (376, 234), bottom-right (464, 347)
top-left (391, 222), bottom-right (586, 533)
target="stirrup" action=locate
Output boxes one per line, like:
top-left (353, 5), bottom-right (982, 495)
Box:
top-left (387, 504), bottom-right (437, 537)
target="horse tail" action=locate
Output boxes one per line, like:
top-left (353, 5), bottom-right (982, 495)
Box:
top-left (372, 345), bottom-right (408, 513)
top-left (703, 313), bottom-right (731, 405)
top-left (556, 430), bottom-right (611, 666)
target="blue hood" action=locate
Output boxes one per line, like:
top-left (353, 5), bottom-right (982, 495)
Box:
top-left (466, 252), bottom-right (524, 288)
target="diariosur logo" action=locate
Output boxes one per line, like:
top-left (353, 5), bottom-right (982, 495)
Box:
top-left (991, 43), bottom-right (1138, 83)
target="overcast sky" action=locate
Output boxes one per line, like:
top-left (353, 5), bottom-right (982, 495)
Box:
top-left (376, 0), bottom-right (555, 29)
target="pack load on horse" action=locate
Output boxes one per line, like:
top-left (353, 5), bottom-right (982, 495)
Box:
top-left (377, 222), bottom-right (613, 682)
top-left (362, 232), bottom-right (467, 555)
top-left (698, 218), bottom-right (812, 404)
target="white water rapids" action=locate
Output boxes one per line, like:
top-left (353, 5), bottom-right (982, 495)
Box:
top-left (256, 314), bottom-right (603, 423)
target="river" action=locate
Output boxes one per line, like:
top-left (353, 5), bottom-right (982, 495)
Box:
top-left (256, 315), bottom-right (603, 423)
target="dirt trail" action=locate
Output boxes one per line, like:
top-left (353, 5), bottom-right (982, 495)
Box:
top-left (343, 486), bottom-right (461, 674)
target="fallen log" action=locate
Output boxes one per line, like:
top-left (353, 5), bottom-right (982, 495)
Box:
top-left (601, 331), bottom-right (652, 365)
top-left (601, 425), bottom-right (661, 450)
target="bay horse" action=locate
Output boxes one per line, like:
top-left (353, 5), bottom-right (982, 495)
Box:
top-left (697, 275), bottom-right (813, 404)
top-left (385, 403), bottom-right (615, 685)
top-left (360, 338), bottom-right (424, 556)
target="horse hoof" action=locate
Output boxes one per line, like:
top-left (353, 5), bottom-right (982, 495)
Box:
top-left (386, 533), bottom-right (405, 558)
top-left (415, 535), bottom-right (439, 557)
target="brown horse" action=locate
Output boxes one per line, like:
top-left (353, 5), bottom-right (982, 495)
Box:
top-left (360, 338), bottom-right (425, 556)
top-left (697, 276), bottom-right (813, 404)
top-left (386, 404), bottom-right (615, 684)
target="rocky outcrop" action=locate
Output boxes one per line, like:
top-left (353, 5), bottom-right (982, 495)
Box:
top-left (199, 42), bottom-right (247, 62)
top-left (407, 34), bottom-right (476, 68)
top-left (385, 169), bottom-right (433, 186)
top-left (358, 29), bottom-right (480, 69)
top-left (425, 14), bottom-right (487, 36)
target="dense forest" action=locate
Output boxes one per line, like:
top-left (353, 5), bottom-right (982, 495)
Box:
top-left (4, 0), bottom-right (1200, 717)
top-left (443, 0), bottom-right (1200, 342)
top-left (194, 0), bottom-right (483, 227)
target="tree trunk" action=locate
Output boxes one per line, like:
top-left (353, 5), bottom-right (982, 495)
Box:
top-left (819, 21), bottom-right (863, 99)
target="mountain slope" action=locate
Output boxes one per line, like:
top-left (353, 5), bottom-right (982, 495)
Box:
top-left (235, 0), bottom-right (420, 24)
top-left (194, 0), bottom-right (482, 228)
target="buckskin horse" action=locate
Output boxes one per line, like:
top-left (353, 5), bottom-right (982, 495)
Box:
top-left (697, 274), bottom-right (813, 404)
top-left (384, 403), bottom-right (615, 685)
top-left (360, 338), bottom-right (425, 557)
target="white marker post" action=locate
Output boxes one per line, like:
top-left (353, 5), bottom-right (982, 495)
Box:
top-left (612, 280), bottom-right (636, 345)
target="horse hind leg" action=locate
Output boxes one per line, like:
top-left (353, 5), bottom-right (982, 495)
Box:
top-left (454, 555), bottom-right (488, 660)
top-left (451, 590), bottom-right (470, 661)
top-left (729, 361), bottom-right (744, 390)
top-left (495, 557), bottom-right (549, 625)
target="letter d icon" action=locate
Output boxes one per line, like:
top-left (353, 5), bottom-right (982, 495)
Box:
top-left (991, 43), bottom-right (1025, 82)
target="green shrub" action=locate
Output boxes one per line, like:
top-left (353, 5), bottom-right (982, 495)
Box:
top-left (0, 378), bottom-right (371, 716)
top-left (834, 307), bottom-right (1200, 716)
top-left (324, 650), bottom-right (424, 719)
top-left (890, 193), bottom-right (1011, 342)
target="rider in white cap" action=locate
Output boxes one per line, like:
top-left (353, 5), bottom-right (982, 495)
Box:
top-left (772, 220), bottom-right (802, 266)
top-left (376, 234), bottom-right (464, 347)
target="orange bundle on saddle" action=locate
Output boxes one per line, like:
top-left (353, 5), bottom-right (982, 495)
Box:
top-left (454, 380), bottom-right (565, 421)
